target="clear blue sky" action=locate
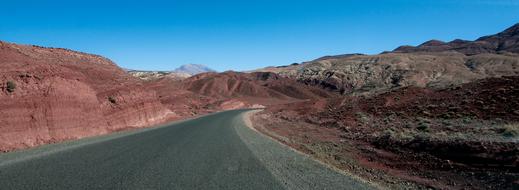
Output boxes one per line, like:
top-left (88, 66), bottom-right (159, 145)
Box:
top-left (1, 0), bottom-right (519, 71)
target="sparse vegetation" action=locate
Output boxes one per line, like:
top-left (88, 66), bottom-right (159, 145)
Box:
top-left (416, 118), bottom-right (430, 131)
top-left (108, 96), bottom-right (117, 104)
top-left (382, 128), bottom-right (416, 141)
top-left (6, 81), bottom-right (16, 93)
top-left (416, 123), bottom-right (429, 131)
top-left (462, 117), bottom-right (472, 124)
top-left (355, 112), bottom-right (370, 125)
top-left (499, 123), bottom-right (519, 138)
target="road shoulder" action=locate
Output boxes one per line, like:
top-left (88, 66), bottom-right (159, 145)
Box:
top-left (236, 110), bottom-right (376, 190)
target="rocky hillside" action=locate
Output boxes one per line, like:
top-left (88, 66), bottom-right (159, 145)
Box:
top-left (257, 23), bottom-right (519, 95)
top-left (394, 23), bottom-right (519, 55)
top-left (260, 52), bottom-right (519, 95)
top-left (253, 76), bottom-right (519, 189)
top-left (0, 41), bottom-right (173, 151)
top-left (246, 22), bottom-right (519, 189)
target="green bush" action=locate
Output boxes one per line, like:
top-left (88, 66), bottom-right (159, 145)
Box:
top-left (6, 81), bottom-right (16, 93)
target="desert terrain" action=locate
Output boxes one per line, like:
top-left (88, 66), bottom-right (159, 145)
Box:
top-left (1, 22), bottom-right (519, 189)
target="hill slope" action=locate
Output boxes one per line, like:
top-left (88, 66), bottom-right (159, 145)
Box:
top-left (0, 41), bottom-right (172, 151)
top-left (180, 71), bottom-right (336, 105)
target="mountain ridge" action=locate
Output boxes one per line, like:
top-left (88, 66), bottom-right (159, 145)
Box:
top-left (393, 23), bottom-right (519, 55)
top-left (255, 22), bottom-right (519, 94)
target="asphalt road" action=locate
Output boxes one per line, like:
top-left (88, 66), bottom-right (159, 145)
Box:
top-left (0, 109), bottom-right (374, 190)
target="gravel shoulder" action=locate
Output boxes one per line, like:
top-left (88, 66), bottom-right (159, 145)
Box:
top-left (235, 110), bottom-right (376, 190)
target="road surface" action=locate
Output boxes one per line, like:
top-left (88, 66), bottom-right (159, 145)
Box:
top-left (0, 109), bottom-right (374, 190)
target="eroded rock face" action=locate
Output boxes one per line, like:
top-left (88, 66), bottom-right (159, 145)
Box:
top-left (0, 41), bottom-right (172, 151)
top-left (283, 52), bottom-right (519, 94)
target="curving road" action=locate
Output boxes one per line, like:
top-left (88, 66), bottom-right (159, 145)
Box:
top-left (0, 109), bottom-right (374, 190)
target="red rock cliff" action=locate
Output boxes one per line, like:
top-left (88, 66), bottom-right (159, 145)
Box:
top-left (0, 41), bottom-right (172, 151)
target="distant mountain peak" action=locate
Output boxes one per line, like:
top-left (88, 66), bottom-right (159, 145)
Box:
top-left (419, 40), bottom-right (446, 46)
top-left (173, 64), bottom-right (216, 75)
top-left (313, 53), bottom-right (365, 61)
top-left (394, 22), bottom-right (519, 55)
top-left (500, 23), bottom-right (519, 36)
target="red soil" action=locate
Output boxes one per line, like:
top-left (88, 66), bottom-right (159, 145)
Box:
top-left (361, 76), bottom-right (519, 121)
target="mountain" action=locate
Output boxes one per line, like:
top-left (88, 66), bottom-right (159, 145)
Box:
top-left (393, 23), bottom-right (519, 55)
top-left (173, 64), bottom-right (216, 75)
top-left (256, 23), bottom-right (519, 94)
top-left (312, 53), bottom-right (365, 61)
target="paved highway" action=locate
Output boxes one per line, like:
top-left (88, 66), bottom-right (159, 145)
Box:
top-left (0, 110), bottom-right (374, 190)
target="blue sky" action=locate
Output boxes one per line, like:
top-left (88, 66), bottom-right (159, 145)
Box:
top-left (1, 0), bottom-right (519, 71)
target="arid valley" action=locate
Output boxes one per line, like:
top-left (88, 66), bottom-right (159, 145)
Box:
top-left (1, 1), bottom-right (519, 189)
